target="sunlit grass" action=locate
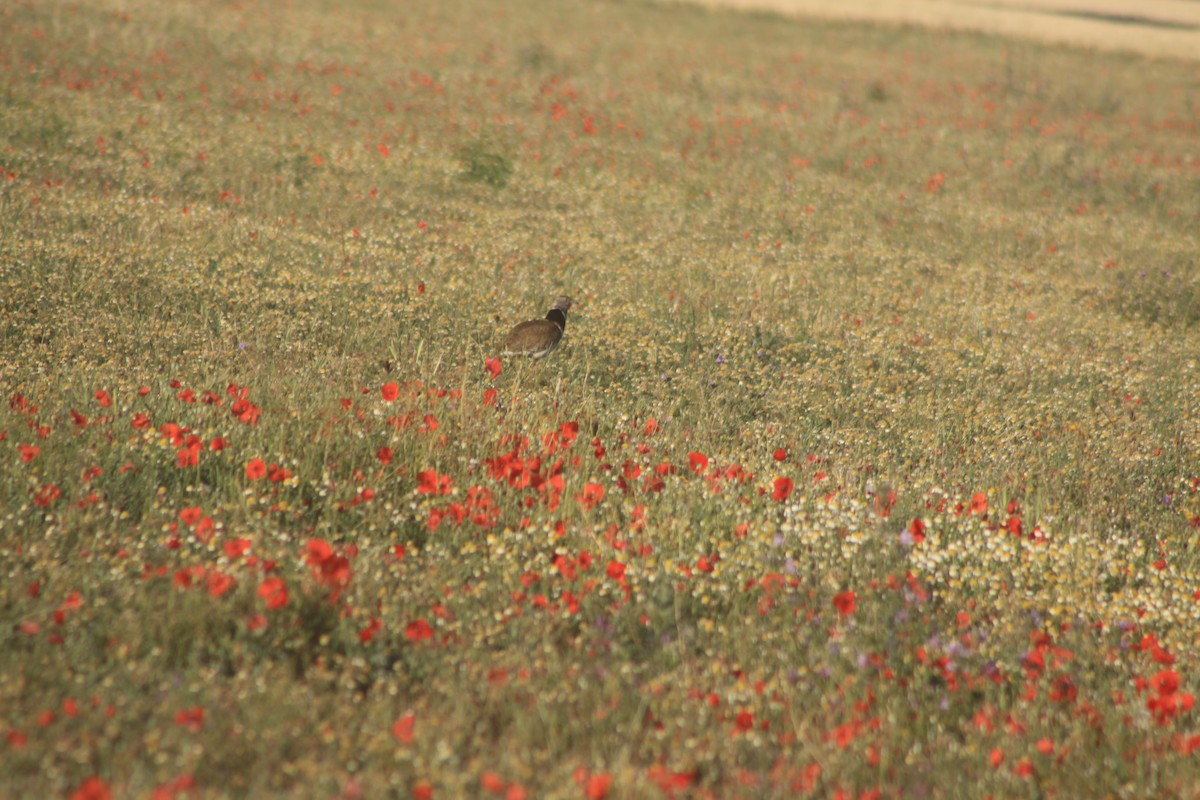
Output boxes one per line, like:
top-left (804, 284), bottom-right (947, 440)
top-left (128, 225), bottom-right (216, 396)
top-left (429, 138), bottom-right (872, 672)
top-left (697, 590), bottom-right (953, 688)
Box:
top-left (3, 0), bottom-right (1200, 796)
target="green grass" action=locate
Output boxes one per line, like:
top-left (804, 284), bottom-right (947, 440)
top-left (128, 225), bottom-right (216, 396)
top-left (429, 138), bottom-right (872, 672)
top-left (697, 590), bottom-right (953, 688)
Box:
top-left (3, 0), bottom-right (1200, 796)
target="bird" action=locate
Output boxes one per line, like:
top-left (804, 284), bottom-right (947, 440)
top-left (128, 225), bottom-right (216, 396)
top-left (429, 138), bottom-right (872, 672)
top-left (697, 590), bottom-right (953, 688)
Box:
top-left (500, 296), bottom-right (574, 359)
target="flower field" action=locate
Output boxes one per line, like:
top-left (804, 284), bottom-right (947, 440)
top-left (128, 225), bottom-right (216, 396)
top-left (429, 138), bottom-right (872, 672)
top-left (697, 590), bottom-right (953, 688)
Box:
top-left (2, 0), bottom-right (1200, 797)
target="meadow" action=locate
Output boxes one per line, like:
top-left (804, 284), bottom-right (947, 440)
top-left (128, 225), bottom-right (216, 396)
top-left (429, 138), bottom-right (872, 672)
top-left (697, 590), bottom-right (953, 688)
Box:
top-left (2, 0), bottom-right (1200, 796)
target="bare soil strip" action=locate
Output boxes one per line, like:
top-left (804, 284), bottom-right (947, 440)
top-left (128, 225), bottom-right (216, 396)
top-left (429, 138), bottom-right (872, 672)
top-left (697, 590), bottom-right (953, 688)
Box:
top-left (688, 0), bottom-right (1200, 60)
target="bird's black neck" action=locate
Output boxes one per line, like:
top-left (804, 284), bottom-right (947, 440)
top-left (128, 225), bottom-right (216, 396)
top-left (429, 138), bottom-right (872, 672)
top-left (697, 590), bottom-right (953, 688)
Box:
top-left (546, 308), bottom-right (568, 329)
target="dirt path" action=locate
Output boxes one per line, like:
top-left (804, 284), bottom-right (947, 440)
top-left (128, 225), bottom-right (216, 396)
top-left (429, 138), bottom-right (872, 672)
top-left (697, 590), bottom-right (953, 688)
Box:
top-left (689, 0), bottom-right (1200, 60)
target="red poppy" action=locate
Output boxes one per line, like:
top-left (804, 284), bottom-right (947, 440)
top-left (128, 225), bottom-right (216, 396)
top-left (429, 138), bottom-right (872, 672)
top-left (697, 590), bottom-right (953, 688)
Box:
top-left (392, 713), bottom-right (416, 743)
top-left (94, 389), bottom-right (112, 408)
top-left (245, 458), bottom-right (267, 480)
top-left (771, 476), bottom-right (793, 502)
top-left (173, 706), bottom-right (205, 732)
top-left (406, 618), bottom-right (434, 642)
top-left (223, 538), bottom-right (251, 559)
top-left (969, 491), bottom-right (988, 515)
top-left (376, 447), bottom-right (393, 465)
top-left (1136, 675), bottom-right (1185, 725)
top-left (558, 421), bottom-right (579, 447)
top-left (18, 444), bottom-right (39, 462)
top-left (646, 766), bottom-right (696, 793)
top-left (772, 448), bottom-right (787, 461)
top-left (257, 577), bottom-right (288, 610)
top-left (160, 422), bottom-right (185, 445)
top-left (577, 481), bottom-right (605, 510)
top-left (1136, 634), bottom-right (1176, 665)
top-left (304, 538), bottom-right (352, 601)
top-left (153, 775), bottom-right (196, 798)
top-left (481, 772), bottom-right (506, 794)
top-left (231, 398), bottom-right (261, 424)
top-left (832, 720), bottom-right (859, 748)
top-left (381, 381), bottom-right (400, 402)
top-left (426, 507), bottom-right (445, 531)
top-left (174, 566), bottom-right (202, 590)
top-left (543, 473), bottom-right (565, 509)
top-left (206, 571), bottom-right (235, 598)
top-left (1150, 669), bottom-right (1181, 695)
top-left (68, 776), bottom-right (112, 800)
top-left (267, 463), bottom-right (293, 483)
top-left (833, 590), bottom-right (857, 617)
top-left (33, 483), bottom-right (61, 507)
top-left (583, 773), bottom-right (612, 800)
top-left (417, 469), bottom-right (452, 495)
top-left (484, 357), bottom-right (502, 378)
top-left (360, 617), bottom-right (382, 643)
top-left (606, 560), bottom-right (626, 580)
top-left (306, 538), bottom-right (333, 563)
top-left (176, 440), bottom-right (202, 468)
top-left (687, 452), bottom-right (708, 474)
